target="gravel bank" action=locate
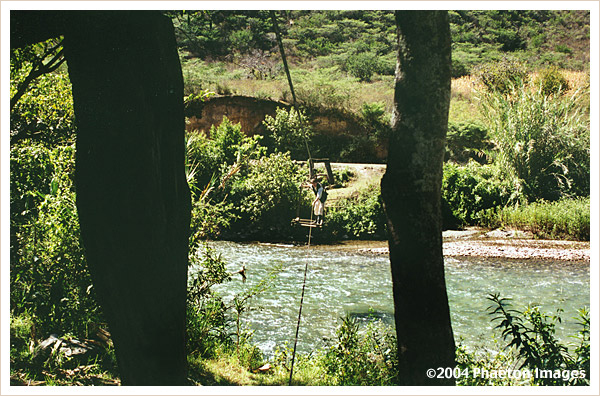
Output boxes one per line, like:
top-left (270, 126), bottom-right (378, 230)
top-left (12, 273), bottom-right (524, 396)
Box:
top-left (354, 228), bottom-right (590, 262)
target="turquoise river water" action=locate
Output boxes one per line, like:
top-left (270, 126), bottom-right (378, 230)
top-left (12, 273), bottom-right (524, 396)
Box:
top-left (193, 241), bottom-right (590, 358)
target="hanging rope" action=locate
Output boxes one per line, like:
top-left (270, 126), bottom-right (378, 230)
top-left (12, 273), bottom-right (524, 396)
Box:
top-left (270, 10), bottom-right (312, 161)
top-left (270, 12), bottom-right (317, 384)
top-left (288, 203), bottom-right (314, 386)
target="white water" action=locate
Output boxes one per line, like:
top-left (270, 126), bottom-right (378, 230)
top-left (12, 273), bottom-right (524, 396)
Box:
top-left (196, 241), bottom-right (589, 357)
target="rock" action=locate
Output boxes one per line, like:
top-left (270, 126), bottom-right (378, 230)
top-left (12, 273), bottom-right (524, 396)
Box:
top-left (32, 334), bottom-right (61, 363)
top-left (483, 228), bottom-right (533, 239)
top-left (358, 247), bottom-right (389, 255)
top-left (32, 334), bottom-right (98, 365)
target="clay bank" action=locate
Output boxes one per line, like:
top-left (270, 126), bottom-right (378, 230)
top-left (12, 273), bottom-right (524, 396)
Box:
top-left (184, 95), bottom-right (388, 161)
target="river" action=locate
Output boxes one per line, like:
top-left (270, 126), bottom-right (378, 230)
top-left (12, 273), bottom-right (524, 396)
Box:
top-left (193, 241), bottom-right (590, 358)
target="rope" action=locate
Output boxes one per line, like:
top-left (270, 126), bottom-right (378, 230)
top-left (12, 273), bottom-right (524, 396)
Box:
top-left (288, 203), bottom-right (314, 386)
top-left (270, 13), bottom-right (318, 383)
top-left (270, 10), bottom-right (312, 161)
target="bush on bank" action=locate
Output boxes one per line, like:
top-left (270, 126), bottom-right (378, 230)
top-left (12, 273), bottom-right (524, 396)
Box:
top-left (323, 183), bottom-right (387, 240)
top-left (442, 162), bottom-right (517, 228)
top-left (441, 161), bottom-right (590, 241)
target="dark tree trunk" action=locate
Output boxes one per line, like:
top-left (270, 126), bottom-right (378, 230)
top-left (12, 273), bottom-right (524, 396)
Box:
top-left (380, 11), bottom-right (455, 386)
top-left (62, 11), bottom-right (190, 385)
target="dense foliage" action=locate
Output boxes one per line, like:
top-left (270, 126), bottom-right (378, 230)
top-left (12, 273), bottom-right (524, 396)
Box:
top-left (176, 9), bottom-right (589, 170)
top-left (169, 11), bottom-right (276, 59)
top-left (9, 43), bottom-right (116, 383)
top-left (445, 121), bottom-right (491, 164)
top-left (10, 39), bottom-right (73, 146)
top-left (442, 162), bottom-right (590, 239)
top-left (319, 315), bottom-right (398, 385)
top-left (173, 9), bottom-right (590, 120)
top-left (442, 162), bottom-right (516, 227)
top-left (186, 116), bottom-right (311, 241)
top-left (442, 64), bottom-right (589, 232)
top-left (454, 296), bottom-right (590, 386)
top-left (450, 10), bottom-right (590, 75)
top-left (10, 142), bottom-right (102, 338)
top-left (324, 183), bottom-right (387, 240)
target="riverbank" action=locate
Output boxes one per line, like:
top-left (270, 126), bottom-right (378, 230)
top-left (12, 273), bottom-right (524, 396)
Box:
top-left (314, 227), bottom-right (590, 262)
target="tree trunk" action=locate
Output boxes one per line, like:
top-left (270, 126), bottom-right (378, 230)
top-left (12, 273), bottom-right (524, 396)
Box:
top-left (380, 11), bottom-right (455, 386)
top-left (63, 11), bottom-right (190, 385)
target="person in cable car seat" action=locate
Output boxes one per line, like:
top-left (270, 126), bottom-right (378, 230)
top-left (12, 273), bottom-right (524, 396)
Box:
top-left (309, 177), bottom-right (327, 225)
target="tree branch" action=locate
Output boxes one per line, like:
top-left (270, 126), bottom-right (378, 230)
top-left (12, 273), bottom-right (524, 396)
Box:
top-left (10, 43), bottom-right (65, 111)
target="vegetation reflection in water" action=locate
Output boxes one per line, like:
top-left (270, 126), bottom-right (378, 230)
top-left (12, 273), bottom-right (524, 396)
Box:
top-left (200, 241), bottom-right (590, 357)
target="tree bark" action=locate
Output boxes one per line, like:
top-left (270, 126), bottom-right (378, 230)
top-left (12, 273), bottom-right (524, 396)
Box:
top-left (62, 11), bottom-right (190, 385)
top-left (380, 11), bottom-right (455, 386)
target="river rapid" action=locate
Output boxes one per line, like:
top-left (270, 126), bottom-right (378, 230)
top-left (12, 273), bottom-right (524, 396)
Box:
top-left (194, 241), bottom-right (590, 358)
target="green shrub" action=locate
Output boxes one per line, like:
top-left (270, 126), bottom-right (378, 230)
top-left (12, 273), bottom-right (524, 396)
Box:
top-left (535, 66), bottom-right (570, 96)
top-left (187, 242), bottom-right (279, 369)
top-left (445, 121), bottom-right (491, 164)
top-left (487, 294), bottom-right (590, 385)
top-left (451, 57), bottom-right (472, 78)
top-left (262, 107), bottom-right (313, 159)
top-left (492, 28), bottom-right (526, 51)
top-left (319, 315), bottom-right (398, 385)
top-left (292, 67), bottom-right (356, 111)
top-left (360, 102), bottom-right (390, 139)
top-left (455, 340), bottom-right (525, 385)
top-left (187, 243), bottom-right (232, 358)
top-left (320, 102), bottom-right (390, 163)
top-left (10, 50), bottom-right (75, 146)
top-left (190, 197), bottom-right (237, 242)
top-left (345, 52), bottom-right (379, 82)
top-left (226, 152), bottom-right (309, 239)
top-left (475, 59), bottom-right (528, 94)
top-left (555, 43), bottom-right (573, 54)
top-left (10, 142), bottom-right (55, 226)
top-left (210, 116), bottom-right (249, 163)
top-left (186, 116), bottom-right (265, 196)
top-left (10, 312), bottom-right (35, 365)
top-left (325, 183), bottom-right (386, 239)
top-left (442, 162), bottom-right (517, 227)
top-left (186, 117), bottom-right (310, 241)
top-left (229, 29), bottom-right (254, 54)
top-left (297, 37), bottom-right (336, 56)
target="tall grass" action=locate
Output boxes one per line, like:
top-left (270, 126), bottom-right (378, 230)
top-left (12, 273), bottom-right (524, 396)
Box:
top-left (451, 75), bottom-right (482, 102)
top-left (497, 197), bottom-right (590, 241)
top-left (480, 82), bottom-right (590, 201)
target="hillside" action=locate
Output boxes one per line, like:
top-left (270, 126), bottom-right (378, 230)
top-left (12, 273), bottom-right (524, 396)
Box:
top-left (174, 10), bottom-right (590, 125)
top-left (176, 10), bottom-right (590, 165)
top-left (172, 9), bottom-right (590, 79)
